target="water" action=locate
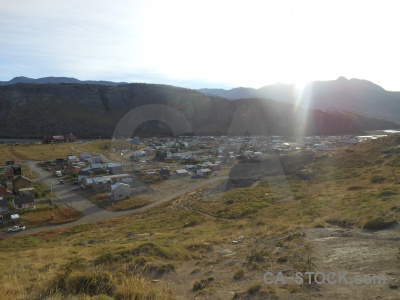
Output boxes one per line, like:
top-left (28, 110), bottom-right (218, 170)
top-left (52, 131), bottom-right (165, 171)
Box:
top-left (0, 138), bottom-right (42, 144)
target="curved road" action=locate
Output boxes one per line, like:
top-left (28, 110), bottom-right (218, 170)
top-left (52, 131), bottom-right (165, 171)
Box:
top-left (1, 161), bottom-right (228, 237)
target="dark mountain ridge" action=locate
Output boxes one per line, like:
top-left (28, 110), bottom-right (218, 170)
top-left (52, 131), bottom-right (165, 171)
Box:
top-left (0, 82), bottom-right (397, 138)
top-left (0, 76), bottom-right (128, 86)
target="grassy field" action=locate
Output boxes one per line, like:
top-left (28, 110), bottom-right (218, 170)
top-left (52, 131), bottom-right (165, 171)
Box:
top-left (0, 201), bottom-right (81, 230)
top-left (1, 135), bottom-right (400, 299)
top-left (4, 140), bottom-right (134, 162)
top-left (5, 143), bottom-right (80, 161)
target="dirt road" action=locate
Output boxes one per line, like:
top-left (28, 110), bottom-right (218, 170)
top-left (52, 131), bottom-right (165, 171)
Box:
top-left (1, 161), bottom-right (228, 237)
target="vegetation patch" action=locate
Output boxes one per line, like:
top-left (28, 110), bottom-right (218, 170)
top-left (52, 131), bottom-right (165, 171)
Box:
top-left (378, 190), bottom-right (397, 197)
top-left (193, 276), bottom-right (214, 292)
top-left (362, 217), bottom-right (398, 230)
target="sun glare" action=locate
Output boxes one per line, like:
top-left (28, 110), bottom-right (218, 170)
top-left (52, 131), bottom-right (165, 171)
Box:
top-left (292, 80), bottom-right (314, 136)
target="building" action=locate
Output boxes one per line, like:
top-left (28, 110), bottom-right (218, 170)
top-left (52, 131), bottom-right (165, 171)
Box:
top-left (175, 169), bottom-right (189, 177)
top-left (77, 169), bottom-right (91, 183)
top-left (12, 176), bottom-right (33, 195)
top-left (0, 197), bottom-right (9, 213)
top-left (108, 183), bottom-right (132, 201)
top-left (197, 168), bottom-right (212, 177)
top-left (0, 183), bottom-right (11, 199)
top-left (79, 153), bottom-right (93, 162)
top-left (13, 195), bottom-right (35, 210)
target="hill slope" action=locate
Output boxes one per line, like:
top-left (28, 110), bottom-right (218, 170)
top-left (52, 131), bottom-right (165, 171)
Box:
top-left (0, 83), bottom-right (398, 138)
top-left (0, 76), bottom-right (128, 86)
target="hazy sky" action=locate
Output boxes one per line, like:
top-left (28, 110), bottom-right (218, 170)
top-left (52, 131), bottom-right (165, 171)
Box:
top-left (1, 0), bottom-right (400, 90)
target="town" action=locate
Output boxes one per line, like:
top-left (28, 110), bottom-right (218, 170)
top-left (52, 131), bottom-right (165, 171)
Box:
top-left (0, 132), bottom-right (385, 228)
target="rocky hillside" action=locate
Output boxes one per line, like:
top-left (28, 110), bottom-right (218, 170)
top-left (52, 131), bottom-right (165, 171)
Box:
top-left (0, 83), bottom-right (398, 138)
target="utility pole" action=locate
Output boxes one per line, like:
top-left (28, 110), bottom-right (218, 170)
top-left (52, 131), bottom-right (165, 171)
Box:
top-left (52, 198), bottom-right (55, 222)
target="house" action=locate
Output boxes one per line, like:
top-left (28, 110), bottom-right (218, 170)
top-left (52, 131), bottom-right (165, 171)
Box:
top-left (13, 195), bottom-right (35, 209)
top-left (4, 165), bottom-right (21, 181)
top-left (79, 153), bottom-right (92, 162)
top-left (18, 187), bottom-right (34, 196)
top-left (67, 155), bottom-right (79, 165)
top-left (0, 183), bottom-right (12, 198)
top-left (78, 169), bottom-right (91, 183)
top-left (108, 183), bottom-right (132, 201)
top-left (12, 176), bottom-right (33, 195)
top-left (44, 135), bottom-right (66, 144)
top-left (90, 163), bottom-right (103, 170)
top-left (64, 164), bottom-right (79, 175)
top-left (66, 133), bottom-right (77, 142)
top-left (5, 168), bottom-right (14, 181)
top-left (132, 165), bottom-right (143, 174)
top-left (92, 177), bottom-right (112, 192)
top-left (55, 158), bottom-right (65, 165)
top-left (209, 164), bottom-right (221, 171)
top-left (92, 156), bottom-right (103, 163)
top-left (0, 198), bottom-right (9, 213)
top-left (108, 165), bottom-right (124, 175)
top-left (158, 168), bottom-right (171, 179)
top-left (197, 168), bottom-right (212, 177)
top-left (108, 174), bottom-right (133, 184)
top-left (11, 165), bottom-right (22, 176)
top-left (82, 178), bottom-right (94, 189)
top-left (128, 181), bottom-right (148, 194)
top-left (43, 134), bottom-right (76, 144)
top-left (175, 169), bottom-right (189, 177)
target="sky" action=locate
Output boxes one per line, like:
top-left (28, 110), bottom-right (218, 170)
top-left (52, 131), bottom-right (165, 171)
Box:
top-left (1, 0), bottom-right (400, 90)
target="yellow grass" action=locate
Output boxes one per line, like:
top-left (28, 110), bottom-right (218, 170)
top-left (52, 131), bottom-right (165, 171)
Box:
top-left (8, 143), bottom-right (80, 161)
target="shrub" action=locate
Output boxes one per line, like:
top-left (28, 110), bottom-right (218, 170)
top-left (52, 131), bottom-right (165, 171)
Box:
top-left (247, 284), bottom-right (261, 294)
top-left (362, 217), bottom-right (397, 230)
top-left (370, 176), bottom-right (386, 183)
top-left (233, 269), bottom-right (244, 280)
top-left (145, 263), bottom-right (176, 277)
top-left (378, 190), bottom-right (397, 197)
top-left (193, 277), bottom-right (214, 291)
top-left (347, 186), bottom-right (365, 191)
top-left (65, 271), bottom-right (116, 296)
top-left (247, 249), bottom-right (268, 263)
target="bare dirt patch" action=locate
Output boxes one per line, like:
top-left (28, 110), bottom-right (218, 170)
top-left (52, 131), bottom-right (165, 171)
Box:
top-left (305, 225), bottom-right (400, 299)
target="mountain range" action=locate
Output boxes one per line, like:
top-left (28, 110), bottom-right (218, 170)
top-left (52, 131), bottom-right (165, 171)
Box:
top-left (0, 76), bottom-right (398, 138)
top-left (199, 77), bottom-right (400, 123)
top-left (0, 76), bottom-right (127, 86)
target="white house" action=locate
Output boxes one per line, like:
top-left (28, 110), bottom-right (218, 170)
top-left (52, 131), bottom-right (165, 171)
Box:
top-left (197, 168), bottom-right (212, 177)
top-left (67, 155), bottom-right (79, 165)
top-left (175, 169), bottom-right (189, 177)
top-left (109, 183), bottom-right (132, 201)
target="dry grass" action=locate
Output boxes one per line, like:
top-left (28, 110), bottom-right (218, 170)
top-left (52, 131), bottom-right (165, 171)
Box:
top-left (0, 144), bottom-right (16, 162)
top-left (16, 205), bottom-right (81, 228)
top-left (8, 143), bottom-right (81, 161)
top-left (2, 135), bottom-right (400, 299)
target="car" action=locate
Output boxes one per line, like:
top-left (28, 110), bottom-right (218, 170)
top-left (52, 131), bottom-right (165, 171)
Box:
top-left (8, 226), bottom-right (25, 232)
top-left (59, 179), bottom-right (65, 184)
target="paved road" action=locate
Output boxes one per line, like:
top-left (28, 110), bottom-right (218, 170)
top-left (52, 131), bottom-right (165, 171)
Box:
top-left (1, 161), bottom-right (228, 237)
